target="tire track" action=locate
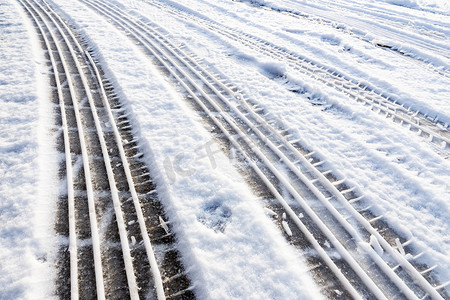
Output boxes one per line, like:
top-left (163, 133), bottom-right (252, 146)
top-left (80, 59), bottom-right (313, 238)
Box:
top-left (233, 0), bottom-right (450, 76)
top-left (19, 0), bottom-right (194, 298)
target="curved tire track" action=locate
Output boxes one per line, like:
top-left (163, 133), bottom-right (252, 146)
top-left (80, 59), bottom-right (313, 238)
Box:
top-left (19, 0), bottom-right (194, 298)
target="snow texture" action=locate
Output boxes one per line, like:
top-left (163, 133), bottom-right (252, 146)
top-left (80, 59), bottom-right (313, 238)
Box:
top-left (0, 1), bottom-right (57, 299)
top-left (1, 0), bottom-right (449, 298)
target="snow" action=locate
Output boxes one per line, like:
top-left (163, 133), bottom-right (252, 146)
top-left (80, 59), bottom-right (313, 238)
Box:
top-left (379, 0), bottom-right (450, 13)
top-left (395, 238), bottom-right (406, 256)
top-left (1, 0), bottom-right (449, 298)
top-left (0, 1), bottom-right (56, 298)
top-left (370, 235), bottom-right (384, 256)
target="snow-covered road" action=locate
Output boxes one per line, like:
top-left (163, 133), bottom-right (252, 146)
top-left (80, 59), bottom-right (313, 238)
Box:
top-left (1, 0), bottom-right (449, 299)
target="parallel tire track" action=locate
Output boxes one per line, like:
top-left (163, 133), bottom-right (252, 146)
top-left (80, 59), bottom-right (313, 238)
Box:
top-left (19, 0), bottom-right (194, 298)
top-left (233, 0), bottom-right (450, 77)
top-left (148, 0), bottom-right (450, 155)
top-left (80, 0), bottom-right (448, 299)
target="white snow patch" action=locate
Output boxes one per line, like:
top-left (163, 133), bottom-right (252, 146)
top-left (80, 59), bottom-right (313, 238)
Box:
top-left (0, 1), bottom-right (57, 298)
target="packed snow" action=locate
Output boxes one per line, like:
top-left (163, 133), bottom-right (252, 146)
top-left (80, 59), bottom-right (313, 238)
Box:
top-left (1, 0), bottom-right (449, 298)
